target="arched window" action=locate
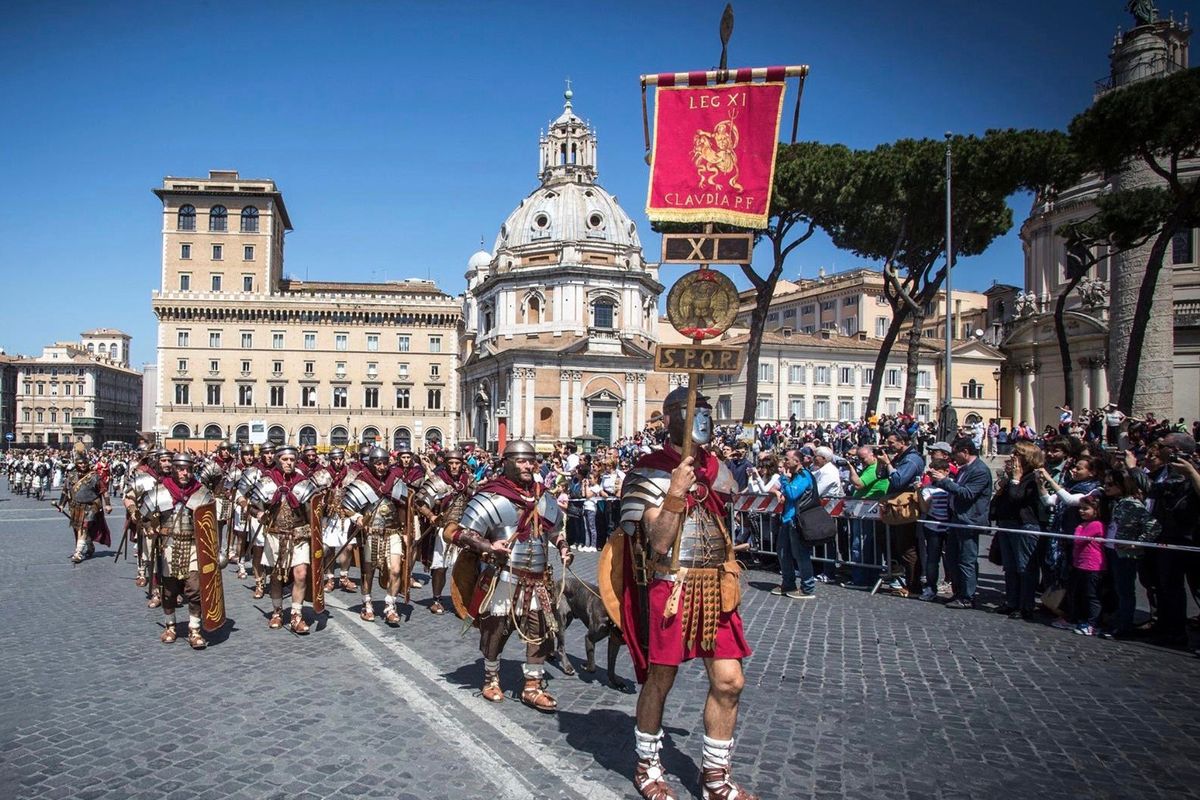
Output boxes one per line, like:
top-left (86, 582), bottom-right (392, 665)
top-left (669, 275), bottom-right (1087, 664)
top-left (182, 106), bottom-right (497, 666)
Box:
top-left (592, 299), bottom-right (615, 329)
top-left (361, 426), bottom-right (380, 444)
top-left (392, 427), bottom-right (411, 451)
top-left (424, 428), bottom-right (442, 446)
top-left (203, 424), bottom-right (222, 439)
top-left (298, 426), bottom-right (317, 446)
top-left (171, 423), bottom-right (191, 439)
top-left (86, 343), bottom-right (95, 353)
top-left (330, 426), bottom-right (349, 446)
top-left (209, 205), bottom-right (228, 232)
top-left (526, 294), bottom-right (542, 324)
top-left (267, 425), bottom-right (285, 444)
top-left (240, 206), bottom-right (259, 232)
top-left (235, 424), bottom-right (249, 443)
top-left (98, 343), bottom-right (108, 355)
top-left (178, 204), bottom-right (196, 231)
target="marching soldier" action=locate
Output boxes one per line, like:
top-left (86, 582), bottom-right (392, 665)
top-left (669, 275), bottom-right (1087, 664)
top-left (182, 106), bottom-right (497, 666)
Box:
top-left (444, 440), bottom-right (571, 713)
top-left (342, 446), bottom-right (408, 625)
top-left (414, 449), bottom-right (473, 615)
top-left (123, 448), bottom-right (171, 606)
top-left (348, 443), bottom-right (372, 477)
top-left (609, 387), bottom-right (755, 800)
top-left (321, 447), bottom-right (357, 593)
top-left (149, 452), bottom-right (216, 649)
top-left (64, 451), bottom-right (111, 563)
top-left (198, 443), bottom-right (235, 567)
top-left (393, 444), bottom-right (428, 590)
top-left (249, 445), bottom-right (319, 634)
top-left (298, 444), bottom-right (321, 477)
top-left (231, 444), bottom-right (267, 594)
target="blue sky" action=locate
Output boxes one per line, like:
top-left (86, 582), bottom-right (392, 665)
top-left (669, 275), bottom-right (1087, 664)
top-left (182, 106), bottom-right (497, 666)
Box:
top-left (0, 1), bottom-right (1159, 365)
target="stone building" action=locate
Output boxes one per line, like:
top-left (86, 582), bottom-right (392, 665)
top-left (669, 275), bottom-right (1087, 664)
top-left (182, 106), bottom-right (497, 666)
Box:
top-left (1005, 12), bottom-right (1197, 426)
top-left (13, 335), bottom-right (143, 447)
top-left (0, 352), bottom-right (21, 449)
top-left (152, 170), bottom-right (461, 450)
top-left (458, 90), bottom-right (669, 449)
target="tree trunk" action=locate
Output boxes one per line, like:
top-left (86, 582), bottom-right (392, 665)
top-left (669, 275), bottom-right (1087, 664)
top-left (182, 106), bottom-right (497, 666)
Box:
top-left (865, 306), bottom-right (910, 415)
top-left (1053, 274), bottom-right (1087, 410)
top-left (740, 289), bottom-right (773, 424)
top-left (1117, 222), bottom-right (1177, 412)
top-left (902, 308), bottom-right (926, 414)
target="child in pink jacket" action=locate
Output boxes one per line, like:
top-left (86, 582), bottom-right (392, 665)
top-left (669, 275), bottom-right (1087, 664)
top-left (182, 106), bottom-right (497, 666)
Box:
top-left (1070, 495), bottom-right (1105, 636)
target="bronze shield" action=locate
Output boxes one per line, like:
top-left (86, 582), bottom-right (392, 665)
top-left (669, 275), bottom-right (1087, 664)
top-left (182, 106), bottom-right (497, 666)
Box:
top-left (449, 547), bottom-right (481, 621)
top-left (193, 501), bottom-right (227, 633)
top-left (309, 498), bottom-right (325, 615)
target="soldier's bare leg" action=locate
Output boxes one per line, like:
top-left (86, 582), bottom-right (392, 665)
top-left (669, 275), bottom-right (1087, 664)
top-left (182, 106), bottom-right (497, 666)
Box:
top-left (697, 657), bottom-right (754, 800)
top-left (384, 552), bottom-right (403, 625)
top-left (430, 567), bottom-right (447, 613)
top-left (633, 664), bottom-right (679, 800)
top-left (289, 562), bottom-right (309, 634)
top-left (359, 564), bottom-right (376, 621)
top-left (251, 544), bottom-right (265, 597)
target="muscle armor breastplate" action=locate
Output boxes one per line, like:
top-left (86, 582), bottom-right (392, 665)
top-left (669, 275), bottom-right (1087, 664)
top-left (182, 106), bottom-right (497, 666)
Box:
top-left (673, 506), bottom-right (728, 568)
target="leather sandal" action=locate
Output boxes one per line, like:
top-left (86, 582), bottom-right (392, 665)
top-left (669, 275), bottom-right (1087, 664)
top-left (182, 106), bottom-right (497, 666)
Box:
top-left (323, 577), bottom-right (335, 592)
top-left (520, 677), bottom-right (557, 713)
top-left (384, 606), bottom-right (400, 626)
top-left (268, 610), bottom-right (284, 630)
top-left (236, 567), bottom-right (247, 580)
top-left (634, 759), bottom-right (678, 800)
top-left (70, 552), bottom-right (83, 564)
top-left (339, 576), bottom-right (357, 593)
top-left (481, 672), bottom-right (504, 703)
top-left (429, 600), bottom-right (446, 615)
top-left (160, 624), bottom-right (178, 644)
top-left (147, 593), bottom-right (162, 609)
top-left (252, 580), bottom-right (265, 600)
top-left (187, 629), bottom-right (207, 650)
top-left (134, 575), bottom-right (148, 588)
top-left (360, 603), bottom-right (375, 622)
top-left (289, 612), bottom-right (310, 635)
top-left (699, 767), bottom-right (758, 800)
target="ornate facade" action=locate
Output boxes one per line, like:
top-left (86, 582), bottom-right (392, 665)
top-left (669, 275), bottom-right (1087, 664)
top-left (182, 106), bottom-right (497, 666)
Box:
top-left (458, 90), bottom-right (669, 449)
top-left (1005, 14), bottom-right (1198, 424)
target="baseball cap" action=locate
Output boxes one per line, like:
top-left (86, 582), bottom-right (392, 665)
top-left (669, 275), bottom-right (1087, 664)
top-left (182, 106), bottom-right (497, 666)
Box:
top-left (929, 442), bottom-right (952, 454)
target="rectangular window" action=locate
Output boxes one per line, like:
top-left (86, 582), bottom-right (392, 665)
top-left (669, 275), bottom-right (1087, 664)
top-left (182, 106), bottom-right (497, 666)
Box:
top-left (212, 244), bottom-right (223, 261)
top-left (839, 366), bottom-right (854, 385)
top-left (366, 334), bottom-right (380, 352)
top-left (815, 366), bottom-right (830, 385)
top-left (335, 361), bottom-right (346, 378)
top-left (206, 384), bottom-right (221, 405)
top-left (783, 308), bottom-right (796, 318)
top-left (789, 397), bottom-right (805, 419)
top-left (63, 411), bottom-right (71, 423)
top-left (594, 304), bottom-right (614, 329)
top-left (36, 411), bottom-right (43, 423)
top-left (397, 335), bottom-right (410, 352)
top-left (429, 335), bottom-right (442, 353)
top-left (271, 360), bottom-right (283, 374)
top-left (885, 368), bottom-right (902, 388)
top-left (758, 362), bottom-right (773, 382)
top-left (843, 296), bottom-right (856, 307)
top-left (303, 361), bottom-right (314, 375)
top-left (272, 332), bottom-right (284, 350)
top-left (841, 317), bottom-right (856, 335)
top-left (717, 395), bottom-right (732, 419)
top-left (240, 360), bottom-right (251, 373)
top-left (821, 321), bottom-right (836, 330)
top-left (303, 332), bottom-right (316, 350)
top-left (177, 330), bottom-right (190, 347)
top-left (242, 275), bottom-right (253, 292)
top-left (22, 409), bottom-right (29, 422)
top-left (398, 362), bottom-right (410, 379)
top-left (821, 300), bottom-right (835, 311)
top-left (177, 358), bottom-right (188, 372)
top-left (767, 312), bottom-right (778, 322)
top-left (863, 368), bottom-right (875, 386)
top-left (429, 363), bottom-right (440, 379)
top-left (395, 388), bottom-right (411, 409)
top-left (180, 243), bottom-right (191, 260)
top-left (814, 398), bottom-right (830, 419)
top-left (243, 245), bottom-right (254, 261)
top-left (49, 410), bottom-right (57, 423)
top-left (209, 359), bottom-right (219, 372)
top-left (916, 401), bottom-right (930, 419)
top-left (335, 333), bottom-right (348, 351)
top-left (179, 274), bottom-right (191, 291)
top-left (174, 383), bottom-right (189, 404)
top-left (211, 274), bottom-right (222, 291)
top-left (886, 398), bottom-right (900, 414)
top-left (366, 362), bottom-right (378, 379)
top-left (332, 387), bottom-right (348, 408)
top-left (64, 383), bottom-right (72, 396)
top-left (207, 331), bottom-right (221, 348)
top-left (788, 365), bottom-right (806, 384)
top-left (1172, 229), bottom-right (1194, 264)
top-left (238, 385), bottom-right (253, 406)
top-left (755, 395), bottom-right (774, 420)
top-left (917, 370), bottom-right (931, 389)
top-left (875, 317), bottom-right (889, 337)
top-left (364, 387), bottom-right (379, 408)
top-left (302, 386), bottom-right (317, 407)
top-left (839, 399), bottom-right (854, 420)
top-left (269, 385), bottom-right (285, 407)
top-left (427, 388), bottom-right (442, 410)
top-left (801, 304), bottom-right (814, 315)
top-left (241, 332), bottom-right (253, 349)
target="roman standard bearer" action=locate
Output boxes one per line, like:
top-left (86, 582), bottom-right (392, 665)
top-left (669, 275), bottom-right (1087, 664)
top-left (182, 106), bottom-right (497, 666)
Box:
top-left (444, 441), bottom-right (572, 713)
top-left (606, 387), bottom-right (755, 800)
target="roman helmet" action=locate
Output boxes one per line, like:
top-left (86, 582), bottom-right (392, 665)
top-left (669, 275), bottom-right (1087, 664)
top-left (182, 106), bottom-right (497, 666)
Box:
top-left (663, 385), bottom-right (713, 447)
top-left (329, 447), bottom-right (346, 460)
top-left (501, 440), bottom-right (536, 482)
top-left (171, 452), bottom-right (195, 468)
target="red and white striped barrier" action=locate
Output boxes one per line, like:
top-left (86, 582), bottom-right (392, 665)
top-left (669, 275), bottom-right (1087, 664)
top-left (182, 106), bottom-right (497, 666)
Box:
top-left (731, 493), bottom-right (783, 514)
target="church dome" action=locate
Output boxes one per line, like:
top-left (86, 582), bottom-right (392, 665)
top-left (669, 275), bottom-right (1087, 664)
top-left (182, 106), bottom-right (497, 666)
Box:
top-left (493, 181), bottom-right (640, 253)
top-left (467, 248), bottom-right (492, 271)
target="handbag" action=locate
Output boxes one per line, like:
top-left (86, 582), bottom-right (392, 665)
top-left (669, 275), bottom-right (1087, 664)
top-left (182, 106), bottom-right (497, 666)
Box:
top-left (987, 533), bottom-right (1003, 565)
top-left (879, 491), bottom-right (920, 526)
top-left (795, 505), bottom-right (836, 544)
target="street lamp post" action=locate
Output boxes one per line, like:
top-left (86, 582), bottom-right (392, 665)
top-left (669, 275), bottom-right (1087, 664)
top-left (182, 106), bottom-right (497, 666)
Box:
top-left (992, 368), bottom-right (1002, 420)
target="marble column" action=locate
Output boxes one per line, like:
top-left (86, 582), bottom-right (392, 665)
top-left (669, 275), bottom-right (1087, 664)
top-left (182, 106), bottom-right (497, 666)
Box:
top-left (559, 371), bottom-right (570, 439)
top-left (1092, 357), bottom-right (1109, 409)
top-left (509, 369), bottom-right (522, 439)
top-left (623, 372), bottom-right (636, 437)
top-left (1019, 363), bottom-right (1035, 426)
top-left (524, 368), bottom-right (536, 441)
top-left (636, 374), bottom-right (647, 430)
top-left (571, 371), bottom-right (583, 438)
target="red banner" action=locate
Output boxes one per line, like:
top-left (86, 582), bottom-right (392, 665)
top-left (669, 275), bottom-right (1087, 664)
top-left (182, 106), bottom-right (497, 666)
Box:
top-left (646, 82), bottom-right (786, 229)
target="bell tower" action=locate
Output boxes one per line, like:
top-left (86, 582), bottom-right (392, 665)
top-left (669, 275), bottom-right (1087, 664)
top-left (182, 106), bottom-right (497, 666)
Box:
top-left (538, 82), bottom-right (598, 186)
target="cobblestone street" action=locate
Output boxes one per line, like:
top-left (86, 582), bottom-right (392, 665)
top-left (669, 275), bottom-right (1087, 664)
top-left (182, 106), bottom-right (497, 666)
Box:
top-left (2, 493), bottom-right (1199, 800)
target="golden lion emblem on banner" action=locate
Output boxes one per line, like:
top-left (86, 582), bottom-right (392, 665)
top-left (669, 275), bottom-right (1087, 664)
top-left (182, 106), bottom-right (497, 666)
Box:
top-left (691, 109), bottom-right (743, 192)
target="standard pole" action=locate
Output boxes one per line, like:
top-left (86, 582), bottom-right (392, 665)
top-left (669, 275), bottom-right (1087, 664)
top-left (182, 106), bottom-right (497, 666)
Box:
top-left (943, 133), bottom-right (953, 412)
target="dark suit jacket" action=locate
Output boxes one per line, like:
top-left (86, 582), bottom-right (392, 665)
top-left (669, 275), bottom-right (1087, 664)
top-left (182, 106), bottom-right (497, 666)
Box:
top-left (935, 457), bottom-right (993, 531)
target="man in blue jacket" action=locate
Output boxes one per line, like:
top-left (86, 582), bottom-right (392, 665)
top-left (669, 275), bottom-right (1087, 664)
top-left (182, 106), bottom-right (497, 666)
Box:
top-left (876, 429), bottom-right (926, 595)
top-left (771, 448), bottom-right (819, 599)
top-left (928, 436), bottom-right (994, 609)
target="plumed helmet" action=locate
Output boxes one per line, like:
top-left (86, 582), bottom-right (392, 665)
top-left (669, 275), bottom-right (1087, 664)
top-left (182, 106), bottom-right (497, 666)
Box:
top-left (502, 440), bottom-right (536, 459)
top-left (663, 385), bottom-right (711, 414)
top-left (171, 452), bottom-right (195, 467)
top-left (275, 445), bottom-right (298, 459)
top-left (368, 446), bottom-right (389, 463)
